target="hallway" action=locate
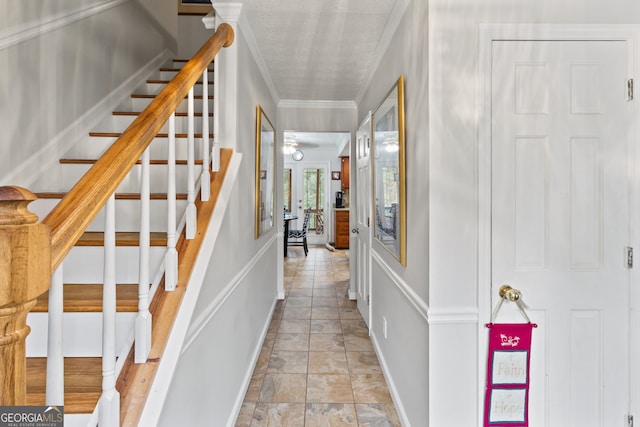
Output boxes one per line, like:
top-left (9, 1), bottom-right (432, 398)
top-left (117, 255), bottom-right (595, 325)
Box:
top-left (236, 246), bottom-right (401, 426)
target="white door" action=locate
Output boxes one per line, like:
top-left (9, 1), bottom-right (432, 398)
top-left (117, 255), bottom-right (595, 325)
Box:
top-left (491, 40), bottom-right (632, 425)
top-left (354, 114), bottom-right (373, 326)
top-left (286, 162), bottom-right (330, 245)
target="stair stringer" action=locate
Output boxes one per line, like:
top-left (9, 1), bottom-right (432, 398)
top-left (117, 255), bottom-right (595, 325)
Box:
top-left (130, 152), bottom-right (243, 426)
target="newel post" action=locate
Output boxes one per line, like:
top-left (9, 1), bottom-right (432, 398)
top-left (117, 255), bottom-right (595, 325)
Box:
top-left (0, 186), bottom-right (51, 404)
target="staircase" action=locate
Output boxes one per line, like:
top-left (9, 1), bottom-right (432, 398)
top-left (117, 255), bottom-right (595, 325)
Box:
top-left (21, 57), bottom-right (215, 425)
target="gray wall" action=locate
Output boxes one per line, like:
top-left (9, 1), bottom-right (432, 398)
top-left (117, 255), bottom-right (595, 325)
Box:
top-left (0, 0), bottom-right (171, 186)
top-left (158, 27), bottom-right (280, 426)
top-left (355, 0), bottom-right (430, 424)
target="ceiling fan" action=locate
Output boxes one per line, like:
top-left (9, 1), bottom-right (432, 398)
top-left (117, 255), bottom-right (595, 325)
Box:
top-left (282, 133), bottom-right (320, 160)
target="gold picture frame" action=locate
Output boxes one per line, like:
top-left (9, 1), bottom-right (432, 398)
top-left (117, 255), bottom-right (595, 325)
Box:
top-left (372, 75), bottom-right (406, 265)
top-left (177, 0), bottom-right (213, 15)
top-left (255, 105), bottom-right (276, 239)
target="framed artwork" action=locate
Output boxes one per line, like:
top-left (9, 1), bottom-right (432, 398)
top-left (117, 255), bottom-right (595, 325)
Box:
top-left (331, 171), bottom-right (341, 180)
top-left (372, 75), bottom-right (406, 265)
top-left (255, 105), bottom-right (276, 239)
top-left (178, 0), bottom-right (213, 15)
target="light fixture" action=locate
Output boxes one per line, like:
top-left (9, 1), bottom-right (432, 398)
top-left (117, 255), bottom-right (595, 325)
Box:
top-left (283, 144), bottom-right (296, 155)
top-left (292, 150), bottom-right (304, 161)
top-left (384, 141), bottom-right (399, 153)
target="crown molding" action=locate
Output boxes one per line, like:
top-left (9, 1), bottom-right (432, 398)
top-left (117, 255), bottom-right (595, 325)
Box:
top-left (355, 0), bottom-right (411, 105)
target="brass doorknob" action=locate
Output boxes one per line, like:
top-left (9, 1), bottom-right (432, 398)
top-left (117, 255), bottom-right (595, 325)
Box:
top-left (499, 285), bottom-right (522, 302)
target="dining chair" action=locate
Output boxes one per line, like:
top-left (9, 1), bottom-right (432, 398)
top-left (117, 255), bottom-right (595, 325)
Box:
top-left (287, 209), bottom-right (311, 256)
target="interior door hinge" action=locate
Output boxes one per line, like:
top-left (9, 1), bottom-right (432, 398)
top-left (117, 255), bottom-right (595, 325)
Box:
top-left (367, 295), bottom-right (370, 306)
top-left (628, 79), bottom-right (634, 101)
top-left (628, 414), bottom-right (634, 427)
top-left (627, 247), bottom-right (634, 269)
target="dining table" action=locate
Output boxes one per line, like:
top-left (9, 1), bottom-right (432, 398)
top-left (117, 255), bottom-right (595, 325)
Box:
top-left (283, 212), bottom-right (298, 257)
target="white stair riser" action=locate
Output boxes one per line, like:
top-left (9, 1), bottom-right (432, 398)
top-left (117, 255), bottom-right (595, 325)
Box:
top-left (130, 96), bottom-right (210, 113)
top-left (171, 61), bottom-right (214, 70)
top-left (26, 312), bottom-right (136, 357)
top-left (30, 198), bottom-right (187, 232)
top-left (57, 163), bottom-right (200, 194)
top-left (136, 82), bottom-right (210, 97)
top-left (105, 115), bottom-right (207, 133)
top-left (62, 246), bottom-right (165, 284)
top-left (160, 69), bottom-right (213, 81)
top-left (67, 136), bottom-right (202, 160)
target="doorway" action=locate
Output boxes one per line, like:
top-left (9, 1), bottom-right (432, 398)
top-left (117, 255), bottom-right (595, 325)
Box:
top-left (284, 163), bottom-right (330, 245)
top-left (485, 34), bottom-right (636, 424)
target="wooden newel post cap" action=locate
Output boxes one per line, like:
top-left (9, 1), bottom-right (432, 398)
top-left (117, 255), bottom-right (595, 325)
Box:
top-left (0, 186), bottom-right (51, 305)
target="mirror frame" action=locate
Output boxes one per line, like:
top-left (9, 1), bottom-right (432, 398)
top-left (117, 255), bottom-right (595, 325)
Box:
top-left (372, 75), bottom-right (406, 265)
top-left (255, 105), bottom-right (276, 239)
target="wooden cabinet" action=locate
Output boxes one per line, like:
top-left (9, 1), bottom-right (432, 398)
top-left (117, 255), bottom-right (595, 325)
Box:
top-left (335, 210), bottom-right (350, 249)
top-left (341, 157), bottom-right (350, 189)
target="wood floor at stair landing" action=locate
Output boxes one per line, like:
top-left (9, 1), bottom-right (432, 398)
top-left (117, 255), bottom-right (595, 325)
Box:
top-left (27, 358), bottom-right (102, 414)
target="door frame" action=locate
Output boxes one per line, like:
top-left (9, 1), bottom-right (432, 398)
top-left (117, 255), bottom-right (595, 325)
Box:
top-left (478, 24), bottom-right (640, 424)
top-left (284, 161), bottom-right (331, 245)
top-left (353, 112), bottom-right (373, 325)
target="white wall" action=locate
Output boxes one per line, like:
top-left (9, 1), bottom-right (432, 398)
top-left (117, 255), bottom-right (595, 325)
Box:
top-left (158, 24), bottom-right (280, 426)
top-left (355, 0), bottom-right (429, 424)
top-left (428, 0), bottom-right (640, 425)
top-left (0, 0), bottom-right (170, 187)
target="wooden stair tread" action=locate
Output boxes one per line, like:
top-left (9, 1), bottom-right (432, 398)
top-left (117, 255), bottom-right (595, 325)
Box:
top-left (33, 283), bottom-right (140, 312)
top-left (130, 93), bottom-right (212, 100)
top-left (113, 111), bottom-right (213, 117)
top-left (35, 192), bottom-right (188, 200)
top-left (159, 67), bottom-right (213, 72)
top-left (147, 79), bottom-right (212, 85)
top-left (77, 231), bottom-right (167, 246)
top-left (59, 159), bottom-right (203, 165)
top-left (89, 131), bottom-right (213, 138)
top-left (27, 357), bottom-right (102, 414)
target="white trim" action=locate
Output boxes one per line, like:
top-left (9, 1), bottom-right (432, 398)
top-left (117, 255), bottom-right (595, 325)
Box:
top-left (370, 329), bottom-right (411, 427)
top-left (212, 2), bottom-right (280, 104)
top-left (354, 0), bottom-right (411, 105)
top-left (278, 99), bottom-right (357, 110)
top-left (237, 13), bottom-right (280, 105)
top-left (0, 0), bottom-right (129, 52)
top-left (477, 23), bottom-right (640, 427)
top-left (137, 152), bottom-right (242, 427)
top-left (182, 233), bottom-right (278, 352)
top-left (371, 250), bottom-right (428, 322)
top-left (427, 308), bottom-right (479, 325)
top-left (0, 49), bottom-right (172, 187)
top-left (227, 297), bottom-right (278, 427)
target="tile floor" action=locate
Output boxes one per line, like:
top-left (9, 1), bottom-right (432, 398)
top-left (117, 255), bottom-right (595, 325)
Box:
top-left (235, 245), bottom-right (401, 427)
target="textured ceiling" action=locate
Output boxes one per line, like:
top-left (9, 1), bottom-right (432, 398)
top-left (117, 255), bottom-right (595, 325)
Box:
top-left (224, 0), bottom-right (398, 102)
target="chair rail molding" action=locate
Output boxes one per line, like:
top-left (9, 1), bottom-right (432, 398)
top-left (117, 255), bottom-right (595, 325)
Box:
top-left (371, 250), bottom-right (428, 322)
top-left (0, 0), bottom-right (129, 51)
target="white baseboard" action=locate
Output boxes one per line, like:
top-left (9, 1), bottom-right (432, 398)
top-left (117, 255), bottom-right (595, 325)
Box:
top-left (370, 329), bottom-right (411, 427)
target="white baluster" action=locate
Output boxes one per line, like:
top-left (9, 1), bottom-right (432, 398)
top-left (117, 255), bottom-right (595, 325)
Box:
top-left (165, 113), bottom-right (178, 291)
top-left (136, 148), bottom-right (152, 363)
top-left (186, 86), bottom-right (197, 239)
top-left (200, 67), bottom-right (211, 202)
top-left (46, 264), bottom-right (64, 406)
top-left (212, 57), bottom-right (220, 172)
top-left (99, 194), bottom-right (120, 427)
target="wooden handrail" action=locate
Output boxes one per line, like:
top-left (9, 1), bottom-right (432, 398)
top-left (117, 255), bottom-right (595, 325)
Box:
top-left (42, 23), bottom-right (234, 271)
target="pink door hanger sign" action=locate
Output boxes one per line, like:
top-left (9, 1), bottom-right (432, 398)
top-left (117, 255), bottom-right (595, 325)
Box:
top-left (484, 322), bottom-right (536, 427)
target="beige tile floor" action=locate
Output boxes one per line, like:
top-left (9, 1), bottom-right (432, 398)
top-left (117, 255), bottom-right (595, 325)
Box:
top-left (235, 245), bottom-right (401, 427)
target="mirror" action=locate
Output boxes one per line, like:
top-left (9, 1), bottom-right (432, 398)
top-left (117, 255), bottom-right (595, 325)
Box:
top-left (372, 75), bottom-right (406, 265)
top-left (255, 105), bottom-right (276, 239)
